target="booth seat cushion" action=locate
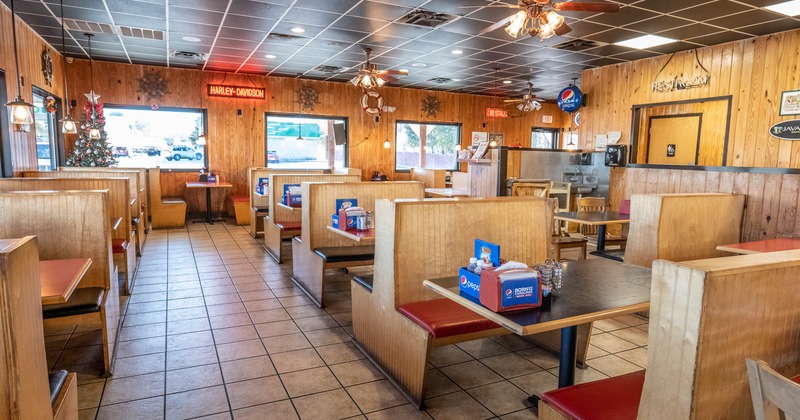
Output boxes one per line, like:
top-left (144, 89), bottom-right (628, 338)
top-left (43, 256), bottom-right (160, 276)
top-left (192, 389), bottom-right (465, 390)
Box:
top-left (111, 238), bottom-right (129, 253)
top-left (793, 374), bottom-right (800, 384)
top-left (275, 222), bottom-right (302, 230)
top-left (541, 370), bottom-right (646, 420)
top-left (48, 369), bottom-right (69, 405)
top-left (398, 298), bottom-right (500, 339)
top-left (352, 275), bottom-right (373, 293)
top-left (313, 246), bottom-right (374, 263)
top-left (42, 287), bottom-right (105, 319)
top-left (162, 196), bottom-right (186, 204)
top-left (231, 194), bottom-right (249, 202)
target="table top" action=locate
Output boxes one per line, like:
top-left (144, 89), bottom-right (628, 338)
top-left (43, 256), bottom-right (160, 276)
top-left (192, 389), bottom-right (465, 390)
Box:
top-left (423, 259), bottom-right (651, 336)
top-left (425, 188), bottom-right (469, 197)
top-left (186, 181), bottom-right (233, 188)
top-left (554, 211), bottom-right (630, 226)
top-left (717, 238), bottom-right (800, 255)
top-left (326, 225), bottom-right (375, 242)
top-left (276, 202), bottom-right (300, 211)
top-left (40, 258), bottom-right (92, 305)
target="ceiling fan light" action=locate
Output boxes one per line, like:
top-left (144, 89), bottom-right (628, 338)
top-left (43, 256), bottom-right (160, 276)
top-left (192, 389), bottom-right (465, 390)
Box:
top-left (544, 11), bottom-right (564, 29)
top-left (350, 75), bottom-right (361, 86)
top-left (362, 76), bottom-right (373, 88)
top-left (505, 10), bottom-right (527, 37)
top-left (375, 76), bottom-right (385, 87)
top-left (539, 23), bottom-right (555, 39)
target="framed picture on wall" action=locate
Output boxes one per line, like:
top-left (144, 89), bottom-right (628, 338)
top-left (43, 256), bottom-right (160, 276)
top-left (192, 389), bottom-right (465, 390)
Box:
top-left (779, 90), bottom-right (800, 116)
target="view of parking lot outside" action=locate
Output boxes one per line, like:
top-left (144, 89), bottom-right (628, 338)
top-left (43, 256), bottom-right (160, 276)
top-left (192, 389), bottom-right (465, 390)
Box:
top-left (104, 107), bottom-right (205, 169)
top-left (33, 93), bottom-right (57, 171)
top-left (266, 115), bottom-right (346, 169)
top-left (395, 121), bottom-right (459, 171)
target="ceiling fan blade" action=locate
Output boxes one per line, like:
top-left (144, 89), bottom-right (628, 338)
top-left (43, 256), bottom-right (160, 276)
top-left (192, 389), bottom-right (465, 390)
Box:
top-left (553, 2), bottom-right (620, 13)
top-left (378, 74), bottom-right (398, 84)
top-left (503, 99), bottom-right (523, 103)
top-left (459, 4), bottom-right (519, 8)
top-left (479, 15), bottom-right (513, 35)
top-left (377, 69), bottom-right (409, 76)
top-left (554, 21), bottom-right (572, 36)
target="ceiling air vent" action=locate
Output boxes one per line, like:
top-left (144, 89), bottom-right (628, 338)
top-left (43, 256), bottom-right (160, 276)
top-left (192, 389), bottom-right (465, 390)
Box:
top-left (60, 18), bottom-right (115, 34)
top-left (400, 9), bottom-right (456, 27)
top-left (315, 65), bottom-right (343, 74)
top-left (429, 77), bottom-right (452, 84)
top-left (117, 26), bottom-right (164, 40)
top-left (170, 51), bottom-right (208, 61)
top-left (552, 39), bottom-right (604, 51)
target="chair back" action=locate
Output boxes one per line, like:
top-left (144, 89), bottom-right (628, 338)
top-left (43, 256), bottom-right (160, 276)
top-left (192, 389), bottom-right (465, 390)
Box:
top-left (578, 196), bottom-right (606, 236)
top-left (746, 359), bottom-right (800, 420)
top-left (512, 181), bottom-right (551, 198)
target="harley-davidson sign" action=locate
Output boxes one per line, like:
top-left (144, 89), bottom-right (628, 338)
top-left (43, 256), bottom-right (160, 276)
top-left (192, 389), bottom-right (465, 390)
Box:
top-left (769, 120), bottom-right (800, 140)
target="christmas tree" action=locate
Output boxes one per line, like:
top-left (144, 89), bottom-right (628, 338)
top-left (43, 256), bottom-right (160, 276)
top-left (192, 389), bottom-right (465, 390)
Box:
top-left (65, 92), bottom-right (117, 167)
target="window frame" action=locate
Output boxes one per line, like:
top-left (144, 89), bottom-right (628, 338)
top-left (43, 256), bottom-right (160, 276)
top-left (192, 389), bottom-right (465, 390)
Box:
top-left (530, 126), bottom-right (561, 150)
top-left (103, 104), bottom-right (208, 171)
top-left (394, 120), bottom-right (461, 172)
top-left (0, 70), bottom-right (11, 177)
top-left (263, 112), bottom-right (349, 169)
top-left (32, 86), bottom-right (62, 171)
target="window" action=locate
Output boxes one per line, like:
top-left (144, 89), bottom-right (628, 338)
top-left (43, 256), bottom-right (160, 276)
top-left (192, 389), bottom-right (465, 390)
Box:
top-left (33, 90), bottom-right (58, 170)
top-left (531, 127), bottom-right (560, 149)
top-left (265, 114), bottom-right (347, 169)
top-left (103, 106), bottom-right (206, 169)
top-left (395, 121), bottom-right (460, 171)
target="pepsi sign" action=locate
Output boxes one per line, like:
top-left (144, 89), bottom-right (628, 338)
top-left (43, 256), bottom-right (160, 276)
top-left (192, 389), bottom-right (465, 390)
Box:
top-left (557, 85), bottom-right (583, 113)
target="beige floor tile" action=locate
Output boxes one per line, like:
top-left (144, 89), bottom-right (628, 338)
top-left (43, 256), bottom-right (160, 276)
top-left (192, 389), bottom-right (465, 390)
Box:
top-left (467, 380), bottom-right (533, 416)
top-left (348, 379), bottom-right (407, 413)
top-left (209, 312), bottom-right (253, 329)
top-left (440, 360), bottom-right (504, 390)
top-left (167, 330), bottom-right (215, 351)
top-left (166, 363), bottom-right (224, 394)
top-left (285, 305), bottom-right (328, 319)
top-left (120, 323), bottom-right (167, 341)
top-left (66, 331), bottom-right (105, 349)
top-left (167, 345), bottom-right (218, 370)
top-left (516, 347), bottom-right (561, 370)
top-left (499, 408), bottom-right (539, 419)
top-left (304, 327), bottom-right (351, 346)
top-left (235, 282), bottom-right (270, 292)
top-left (255, 320), bottom-right (302, 338)
top-left (456, 338), bottom-right (512, 359)
top-left (588, 355), bottom-right (645, 377)
top-left (509, 370), bottom-right (559, 397)
top-left (217, 339), bottom-right (267, 362)
top-left (612, 314), bottom-right (649, 326)
top-left (558, 366), bottom-right (609, 385)
top-left (586, 344), bottom-right (610, 360)
top-left (609, 327), bottom-right (649, 346)
top-left (124, 310), bottom-right (167, 327)
top-left (261, 332), bottom-right (313, 354)
top-left (589, 333), bottom-right (639, 353)
top-left (423, 368), bottom-right (460, 399)
top-left (244, 298), bottom-right (285, 312)
top-left (168, 287), bottom-right (204, 300)
top-left (232, 399), bottom-right (298, 420)
top-left (271, 348), bottom-right (325, 374)
top-left (165, 385), bottom-right (230, 420)
top-left (248, 308), bottom-right (291, 324)
top-left (366, 404), bottom-right (433, 420)
top-left (293, 389), bottom-right (361, 420)
top-left (167, 306), bottom-right (209, 321)
top-left (429, 345), bottom-right (474, 367)
top-left (206, 302), bottom-right (247, 317)
top-left (617, 347), bottom-right (649, 368)
top-left (205, 293), bottom-right (243, 306)
top-left (492, 334), bottom-right (536, 352)
top-left (281, 366), bottom-right (341, 397)
top-left (213, 325), bottom-right (259, 344)
top-left (95, 396), bottom-right (164, 420)
top-left (79, 407), bottom-right (98, 420)
top-left (55, 345), bottom-right (104, 368)
top-left (112, 352), bottom-right (166, 378)
top-left (278, 295), bottom-right (315, 308)
top-left (481, 352), bottom-right (543, 379)
top-left (424, 391), bottom-right (494, 420)
top-left (330, 311), bottom-right (353, 327)
top-left (294, 315), bottom-right (340, 332)
top-left (239, 289), bottom-right (276, 302)
top-left (593, 318), bottom-right (632, 332)
top-left (226, 376), bottom-right (288, 410)
top-left (221, 355), bottom-right (276, 383)
top-left (167, 317), bottom-right (211, 335)
top-left (328, 358), bottom-right (383, 387)
top-left (100, 372), bottom-right (165, 406)
top-left (116, 336), bottom-right (166, 358)
top-left (315, 342), bottom-right (365, 365)
top-left (78, 381), bottom-right (105, 410)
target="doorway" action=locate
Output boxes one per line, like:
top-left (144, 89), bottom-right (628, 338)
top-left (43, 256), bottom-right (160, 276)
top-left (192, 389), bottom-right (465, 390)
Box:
top-left (647, 114), bottom-right (701, 165)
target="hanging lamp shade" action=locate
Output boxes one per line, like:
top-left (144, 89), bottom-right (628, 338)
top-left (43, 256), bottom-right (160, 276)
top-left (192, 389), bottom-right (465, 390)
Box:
top-left (58, 0), bottom-right (77, 134)
top-left (89, 126), bottom-right (101, 139)
top-left (61, 117), bottom-right (78, 134)
top-left (7, 96), bottom-right (34, 125)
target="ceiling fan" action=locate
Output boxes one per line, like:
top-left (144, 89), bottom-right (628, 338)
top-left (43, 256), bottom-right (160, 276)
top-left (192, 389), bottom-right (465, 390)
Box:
top-left (349, 48), bottom-right (408, 90)
top-left (472, 0), bottom-right (620, 41)
top-left (503, 82), bottom-right (544, 112)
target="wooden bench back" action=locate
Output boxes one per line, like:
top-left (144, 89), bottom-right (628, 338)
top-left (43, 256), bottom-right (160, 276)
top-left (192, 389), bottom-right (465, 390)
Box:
top-left (23, 170), bottom-right (140, 219)
top-left (248, 168), bottom-right (327, 209)
top-left (374, 197), bottom-right (552, 307)
top-left (641, 250), bottom-right (800, 419)
top-left (59, 166), bottom-right (148, 219)
top-left (268, 174), bottom-right (360, 225)
top-left (0, 178), bottom-right (131, 242)
top-left (302, 182), bottom-right (425, 250)
top-left (0, 191), bottom-right (114, 291)
top-left (410, 167), bottom-right (446, 189)
top-left (624, 193), bottom-right (745, 268)
top-left (333, 167), bottom-right (362, 177)
top-left (451, 172), bottom-right (468, 190)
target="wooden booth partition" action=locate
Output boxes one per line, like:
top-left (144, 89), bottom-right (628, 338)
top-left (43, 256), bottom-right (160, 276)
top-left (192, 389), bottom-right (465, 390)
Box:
top-left (247, 167), bottom-right (327, 238)
top-left (409, 167), bottom-right (446, 192)
top-left (624, 193), bottom-right (745, 268)
top-left (0, 191), bottom-right (120, 375)
top-left (352, 197), bottom-right (552, 406)
top-left (333, 167), bottom-right (363, 177)
top-left (0, 177), bottom-right (136, 292)
top-left (264, 174), bottom-right (360, 263)
top-left (292, 181), bottom-right (425, 306)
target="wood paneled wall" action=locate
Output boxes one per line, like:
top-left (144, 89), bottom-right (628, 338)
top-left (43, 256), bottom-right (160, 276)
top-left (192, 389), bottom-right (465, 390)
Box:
top-left (0, 3), bottom-right (66, 173)
top-left (581, 28), bottom-right (800, 169)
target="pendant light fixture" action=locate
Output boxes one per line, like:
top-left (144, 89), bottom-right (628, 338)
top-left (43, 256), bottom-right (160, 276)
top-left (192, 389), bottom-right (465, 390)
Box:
top-left (383, 113), bottom-right (390, 149)
top-left (85, 33), bottom-right (101, 140)
top-left (5, 0), bottom-right (35, 130)
top-left (58, 0), bottom-right (77, 134)
top-left (295, 91), bottom-right (303, 141)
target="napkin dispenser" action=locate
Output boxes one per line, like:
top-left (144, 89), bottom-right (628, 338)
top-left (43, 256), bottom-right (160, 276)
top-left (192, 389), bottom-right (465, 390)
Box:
top-left (479, 268), bottom-right (541, 312)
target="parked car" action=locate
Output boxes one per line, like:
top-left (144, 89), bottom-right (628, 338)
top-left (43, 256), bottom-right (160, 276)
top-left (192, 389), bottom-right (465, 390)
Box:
top-left (113, 146), bottom-right (129, 158)
top-left (144, 146), bottom-right (161, 156)
top-left (267, 150), bottom-right (280, 163)
top-left (166, 145), bottom-right (203, 161)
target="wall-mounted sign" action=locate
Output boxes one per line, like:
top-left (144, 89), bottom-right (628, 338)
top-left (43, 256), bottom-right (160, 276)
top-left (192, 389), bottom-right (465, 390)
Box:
top-left (542, 115), bottom-right (553, 124)
top-left (207, 84), bottom-right (266, 99)
top-left (770, 120), bottom-right (800, 140)
top-left (557, 85), bottom-right (582, 113)
top-left (573, 112), bottom-right (580, 127)
top-left (652, 50), bottom-right (711, 93)
top-left (485, 108), bottom-right (508, 118)
top-left (780, 90), bottom-right (800, 116)
top-left (667, 144), bottom-right (676, 157)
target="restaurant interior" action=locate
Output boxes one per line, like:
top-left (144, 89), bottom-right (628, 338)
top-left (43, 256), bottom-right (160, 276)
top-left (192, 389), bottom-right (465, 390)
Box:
top-left (2, 0), bottom-right (800, 419)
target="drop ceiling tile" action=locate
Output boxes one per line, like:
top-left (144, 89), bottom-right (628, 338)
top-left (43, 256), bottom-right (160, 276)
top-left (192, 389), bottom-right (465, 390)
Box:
top-left (218, 27), bottom-right (270, 42)
top-left (107, 0), bottom-right (165, 17)
top-left (438, 17), bottom-right (493, 35)
top-left (736, 19), bottom-right (800, 36)
top-left (706, 10), bottom-right (791, 30)
top-left (228, 1), bottom-right (289, 21)
top-left (269, 22), bottom-right (325, 38)
top-left (62, 6), bottom-right (111, 23)
top-left (224, 15), bottom-right (278, 32)
top-left (212, 38), bottom-right (261, 51)
top-left (622, 15), bottom-right (694, 33)
top-left (582, 57), bottom-right (628, 67)
top-left (168, 22), bottom-right (219, 36)
top-left (632, 0), bottom-right (715, 14)
top-left (351, 1), bottom-right (413, 21)
top-left (318, 27), bottom-right (371, 43)
top-left (169, 7), bottom-right (224, 25)
top-left (414, 29), bottom-right (471, 46)
top-left (687, 30), bottom-right (752, 46)
top-left (294, 0), bottom-right (360, 14)
top-left (112, 15), bottom-right (166, 31)
top-left (584, 28), bottom-right (643, 44)
top-left (357, 34), bottom-right (410, 48)
top-left (168, 0), bottom-right (228, 12)
top-left (13, 0), bottom-right (51, 15)
top-left (454, 36), bottom-right (510, 50)
top-left (332, 16), bottom-right (390, 33)
top-left (671, 1), bottom-right (753, 21)
top-left (647, 40), bottom-right (703, 54)
top-left (466, 50), bottom-right (514, 62)
top-left (281, 9), bottom-right (342, 27)
top-left (584, 5), bottom-right (658, 27)
top-left (656, 23), bottom-right (722, 40)
top-left (612, 49), bottom-right (663, 61)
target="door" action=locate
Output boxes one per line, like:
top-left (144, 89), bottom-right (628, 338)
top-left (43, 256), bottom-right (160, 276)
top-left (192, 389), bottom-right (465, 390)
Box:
top-left (647, 114), bottom-right (701, 165)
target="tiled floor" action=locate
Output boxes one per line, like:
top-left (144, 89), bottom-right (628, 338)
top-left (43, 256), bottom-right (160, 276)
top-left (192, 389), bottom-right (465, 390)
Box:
top-left (43, 221), bottom-right (649, 420)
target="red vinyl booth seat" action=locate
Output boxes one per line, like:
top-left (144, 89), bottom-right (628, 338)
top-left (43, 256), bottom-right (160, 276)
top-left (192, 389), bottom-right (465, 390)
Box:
top-left (541, 370), bottom-right (646, 420)
top-left (398, 298), bottom-right (500, 339)
top-left (111, 238), bottom-right (129, 254)
top-left (275, 222), bottom-right (301, 230)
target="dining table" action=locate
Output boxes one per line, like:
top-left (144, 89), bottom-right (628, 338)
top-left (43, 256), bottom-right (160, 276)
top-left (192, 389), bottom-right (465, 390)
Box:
top-left (424, 187), bottom-right (469, 198)
top-left (554, 211), bottom-right (630, 261)
top-left (185, 181), bottom-right (233, 224)
top-left (326, 225), bottom-right (375, 242)
top-left (716, 238), bottom-right (800, 255)
top-left (39, 258), bottom-right (92, 305)
top-left (423, 258), bottom-right (651, 396)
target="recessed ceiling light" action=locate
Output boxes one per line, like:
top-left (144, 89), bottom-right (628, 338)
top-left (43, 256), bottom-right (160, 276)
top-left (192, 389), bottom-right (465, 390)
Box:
top-left (451, 49), bottom-right (463, 55)
top-left (290, 27), bottom-right (305, 34)
top-left (412, 63), bottom-right (426, 67)
top-left (264, 54), bottom-right (276, 59)
top-left (182, 36), bottom-right (201, 42)
top-left (765, 0), bottom-right (800, 16)
top-left (399, 69), bottom-right (408, 73)
top-left (503, 80), bottom-right (513, 84)
top-left (453, 78), bottom-right (462, 82)
top-left (615, 34), bottom-right (675, 49)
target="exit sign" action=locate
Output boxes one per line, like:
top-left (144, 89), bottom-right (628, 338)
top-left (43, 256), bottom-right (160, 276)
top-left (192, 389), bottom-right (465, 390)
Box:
top-left (207, 84), bottom-right (266, 99)
top-left (485, 108), bottom-right (508, 118)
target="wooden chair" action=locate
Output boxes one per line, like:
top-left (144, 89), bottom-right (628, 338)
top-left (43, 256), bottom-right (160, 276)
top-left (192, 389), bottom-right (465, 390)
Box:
top-left (550, 198), bottom-right (587, 260)
top-left (577, 196), bottom-right (627, 249)
top-left (747, 359), bottom-right (800, 420)
top-left (148, 167), bottom-right (187, 228)
top-left (511, 181), bottom-right (551, 198)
